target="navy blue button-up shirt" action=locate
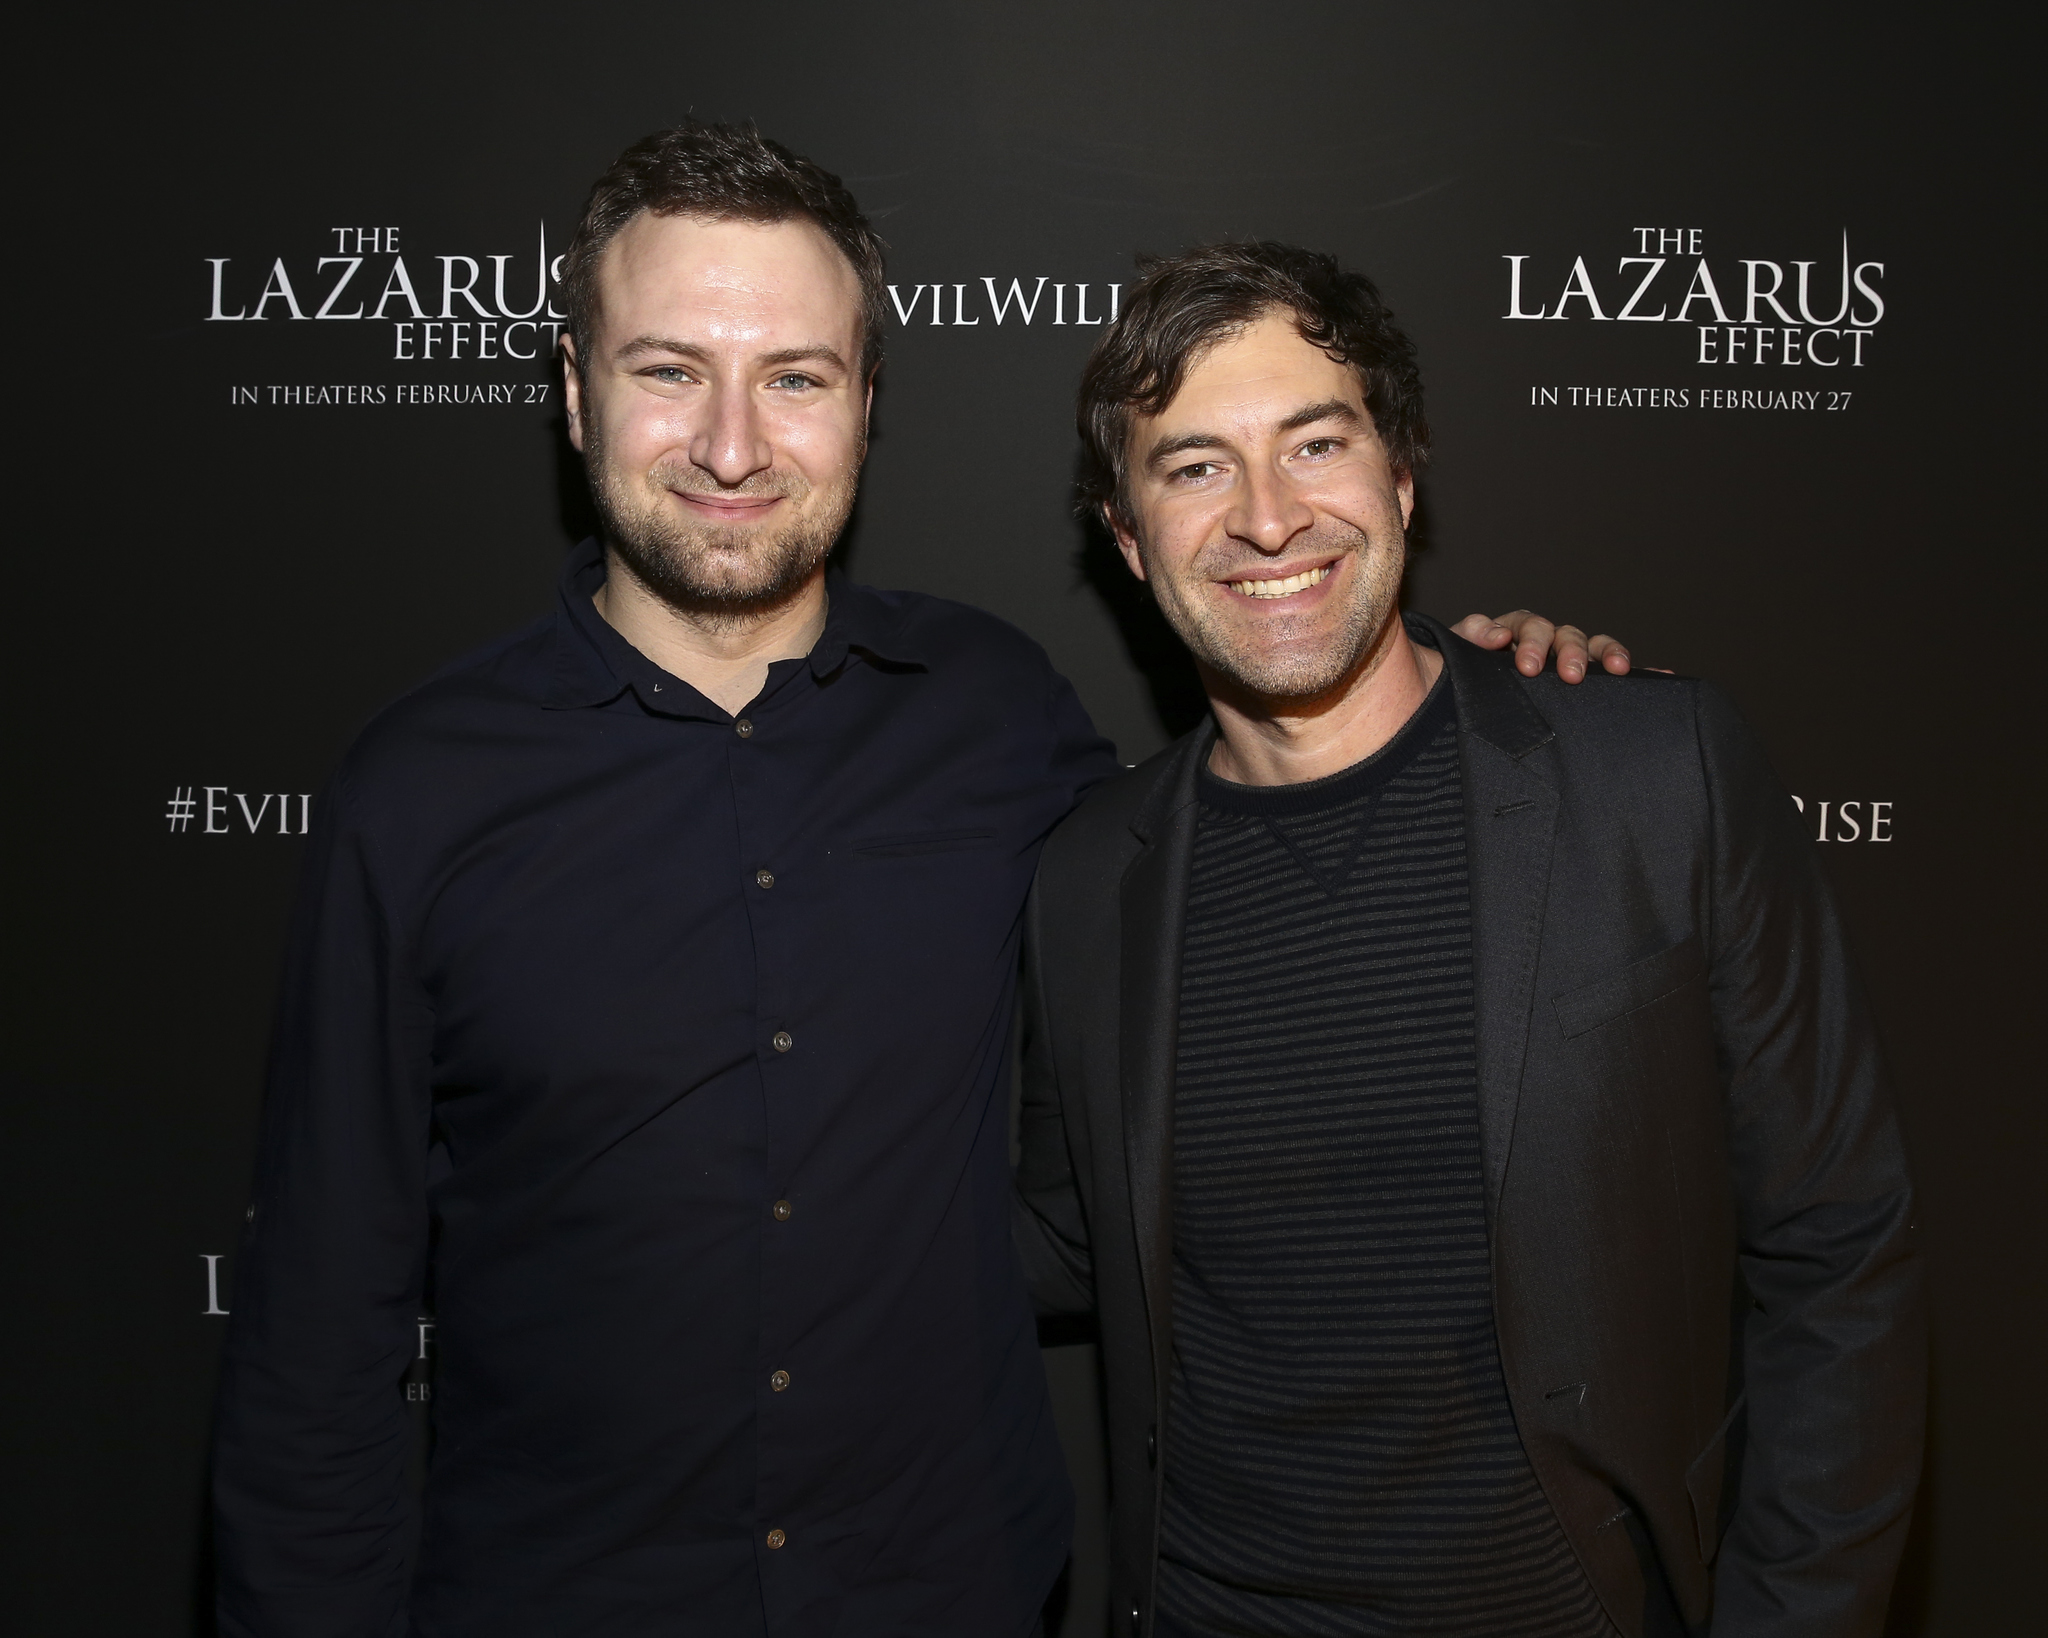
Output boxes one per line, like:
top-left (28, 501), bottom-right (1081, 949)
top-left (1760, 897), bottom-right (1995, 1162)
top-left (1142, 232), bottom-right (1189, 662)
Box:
top-left (212, 538), bottom-right (1117, 1637)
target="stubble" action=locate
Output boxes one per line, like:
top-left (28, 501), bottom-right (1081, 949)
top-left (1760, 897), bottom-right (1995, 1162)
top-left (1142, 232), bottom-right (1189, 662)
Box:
top-left (583, 420), bottom-right (860, 627)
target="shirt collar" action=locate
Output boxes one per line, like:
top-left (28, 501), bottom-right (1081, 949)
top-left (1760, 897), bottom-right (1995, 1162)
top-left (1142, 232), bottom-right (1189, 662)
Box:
top-left (544, 536), bottom-right (929, 712)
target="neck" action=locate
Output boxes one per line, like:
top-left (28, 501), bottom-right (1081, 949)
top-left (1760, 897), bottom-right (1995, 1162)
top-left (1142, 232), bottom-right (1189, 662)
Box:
top-left (1204, 613), bottom-right (1444, 787)
top-left (592, 546), bottom-right (831, 717)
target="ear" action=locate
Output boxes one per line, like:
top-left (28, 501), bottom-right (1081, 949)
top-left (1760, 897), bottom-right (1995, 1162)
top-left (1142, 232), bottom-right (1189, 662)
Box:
top-left (1106, 503), bottom-right (1149, 582)
top-left (1396, 469), bottom-right (1414, 529)
top-left (561, 334), bottom-right (585, 453)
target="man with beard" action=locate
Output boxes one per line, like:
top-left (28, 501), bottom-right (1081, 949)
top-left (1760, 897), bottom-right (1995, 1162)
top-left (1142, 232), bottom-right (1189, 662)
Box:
top-left (210, 124), bottom-right (1626, 1638)
top-left (1013, 242), bottom-right (1924, 1638)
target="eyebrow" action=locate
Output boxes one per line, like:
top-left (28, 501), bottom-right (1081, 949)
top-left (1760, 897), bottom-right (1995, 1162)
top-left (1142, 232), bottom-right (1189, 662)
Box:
top-left (1141, 398), bottom-right (1368, 472)
top-left (613, 336), bottom-right (851, 375)
top-left (1276, 398), bottom-right (1367, 435)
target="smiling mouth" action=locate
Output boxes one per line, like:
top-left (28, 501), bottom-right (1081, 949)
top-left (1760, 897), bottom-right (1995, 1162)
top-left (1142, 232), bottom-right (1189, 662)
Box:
top-left (678, 492), bottom-right (780, 510)
top-left (1226, 564), bottom-right (1332, 599)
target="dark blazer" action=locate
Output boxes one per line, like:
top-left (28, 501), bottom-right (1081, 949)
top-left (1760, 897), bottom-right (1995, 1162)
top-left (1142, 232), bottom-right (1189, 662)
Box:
top-left (1014, 616), bottom-right (1924, 1638)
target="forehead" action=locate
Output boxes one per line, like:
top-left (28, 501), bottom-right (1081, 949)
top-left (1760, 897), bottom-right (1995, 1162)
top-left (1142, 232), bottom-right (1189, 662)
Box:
top-left (595, 212), bottom-right (861, 349)
top-left (1156, 310), bottom-right (1363, 424)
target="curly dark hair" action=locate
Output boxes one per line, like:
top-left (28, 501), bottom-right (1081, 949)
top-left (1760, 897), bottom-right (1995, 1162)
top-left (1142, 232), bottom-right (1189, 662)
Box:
top-left (1077, 241), bottom-right (1430, 531)
top-left (560, 118), bottom-right (888, 379)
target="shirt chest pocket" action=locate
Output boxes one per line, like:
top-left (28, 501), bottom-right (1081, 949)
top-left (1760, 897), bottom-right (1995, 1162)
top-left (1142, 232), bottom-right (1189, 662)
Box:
top-left (834, 828), bottom-right (1019, 978)
top-left (1551, 934), bottom-right (1707, 1039)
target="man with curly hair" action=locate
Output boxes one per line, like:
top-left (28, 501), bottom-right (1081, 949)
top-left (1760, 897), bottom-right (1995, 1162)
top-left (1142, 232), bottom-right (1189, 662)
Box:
top-left (1015, 241), bottom-right (1923, 1638)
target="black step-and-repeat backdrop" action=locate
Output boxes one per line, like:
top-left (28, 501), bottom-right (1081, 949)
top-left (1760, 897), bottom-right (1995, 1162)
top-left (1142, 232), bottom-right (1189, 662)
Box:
top-left (4, 5), bottom-right (2038, 1634)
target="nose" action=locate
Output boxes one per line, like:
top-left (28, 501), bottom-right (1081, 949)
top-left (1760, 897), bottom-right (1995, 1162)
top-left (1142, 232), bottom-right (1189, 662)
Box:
top-left (690, 380), bottom-right (774, 489)
top-left (1226, 458), bottom-right (1315, 554)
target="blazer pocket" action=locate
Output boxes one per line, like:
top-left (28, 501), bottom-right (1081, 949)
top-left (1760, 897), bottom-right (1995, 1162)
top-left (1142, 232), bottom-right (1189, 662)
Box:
top-left (852, 827), bottom-right (996, 858)
top-left (1552, 934), bottom-right (1706, 1039)
top-left (1684, 1393), bottom-right (1746, 1565)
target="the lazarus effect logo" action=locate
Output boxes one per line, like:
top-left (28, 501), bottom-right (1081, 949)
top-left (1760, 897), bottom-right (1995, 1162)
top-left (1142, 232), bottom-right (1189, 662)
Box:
top-left (1505, 228), bottom-right (1886, 368)
top-left (205, 221), bottom-right (567, 362)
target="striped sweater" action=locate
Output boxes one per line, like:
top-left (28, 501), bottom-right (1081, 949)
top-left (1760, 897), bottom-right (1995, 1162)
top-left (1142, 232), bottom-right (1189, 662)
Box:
top-left (1156, 677), bottom-right (1610, 1638)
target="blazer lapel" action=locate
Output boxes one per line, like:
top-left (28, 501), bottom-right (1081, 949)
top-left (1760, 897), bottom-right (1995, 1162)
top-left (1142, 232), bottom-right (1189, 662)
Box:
top-left (1411, 615), bottom-right (1562, 1224)
top-left (1460, 735), bottom-right (1561, 1220)
top-left (1119, 726), bottom-right (1210, 1373)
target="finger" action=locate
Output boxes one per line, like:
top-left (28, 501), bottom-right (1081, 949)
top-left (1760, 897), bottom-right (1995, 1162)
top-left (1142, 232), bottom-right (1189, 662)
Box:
top-left (1508, 613), bottom-right (1556, 676)
top-left (1587, 633), bottom-right (1632, 674)
top-left (1451, 612), bottom-right (1516, 647)
top-left (1551, 623), bottom-right (1590, 683)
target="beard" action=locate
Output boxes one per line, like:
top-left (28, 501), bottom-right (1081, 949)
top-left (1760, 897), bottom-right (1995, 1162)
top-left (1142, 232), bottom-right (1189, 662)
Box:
top-left (583, 421), bottom-right (860, 626)
top-left (1144, 517), bottom-right (1408, 701)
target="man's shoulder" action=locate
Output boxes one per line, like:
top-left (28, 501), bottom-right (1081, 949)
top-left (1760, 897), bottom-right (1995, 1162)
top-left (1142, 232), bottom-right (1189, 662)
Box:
top-left (1437, 628), bottom-right (1710, 756)
top-left (334, 612), bottom-right (561, 793)
top-left (844, 579), bottom-right (1061, 687)
top-left (1522, 659), bottom-right (1704, 733)
top-left (1439, 634), bottom-right (1780, 824)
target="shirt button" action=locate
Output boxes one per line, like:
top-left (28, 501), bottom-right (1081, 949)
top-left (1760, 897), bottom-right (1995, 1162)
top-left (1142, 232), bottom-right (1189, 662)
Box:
top-left (772, 1199), bottom-right (793, 1221)
top-left (766, 1528), bottom-right (786, 1549)
top-left (770, 1369), bottom-right (790, 1392)
top-left (772, 1031), bottom-right (793, 1053)
top-left (734, 718), bottom-right (754, 738)
top-left (755, 868), bottom-right (775, 890)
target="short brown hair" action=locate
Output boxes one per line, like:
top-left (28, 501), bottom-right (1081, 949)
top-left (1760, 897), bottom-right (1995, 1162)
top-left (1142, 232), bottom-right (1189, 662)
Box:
top-left (560, 118), bottom-right (888, 378)
top-left (1077, 241), bottom-right (1430, 530)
